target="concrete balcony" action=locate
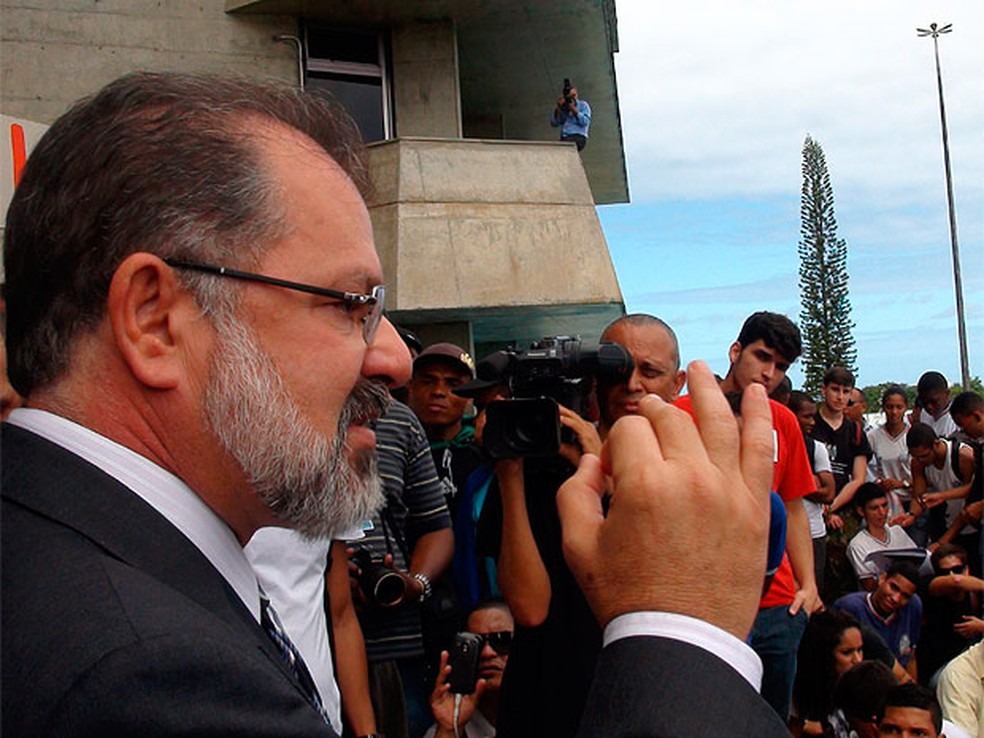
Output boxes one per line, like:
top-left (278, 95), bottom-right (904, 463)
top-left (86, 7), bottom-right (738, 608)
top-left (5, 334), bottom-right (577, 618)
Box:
top-left (367, 137), bottom-right (624, 350)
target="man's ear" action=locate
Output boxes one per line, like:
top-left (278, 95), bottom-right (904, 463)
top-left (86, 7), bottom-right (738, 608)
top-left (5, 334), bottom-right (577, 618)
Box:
top-left (727, 341), bottom-right (742, 367)
top-left (672, 369), bottom-right (686, 400)
top-left (106, 252), bottom-right (194, 389)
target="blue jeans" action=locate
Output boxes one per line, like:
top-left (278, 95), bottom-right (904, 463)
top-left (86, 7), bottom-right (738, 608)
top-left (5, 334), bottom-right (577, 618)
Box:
top-left (750, 605), bottom-right (808, 720)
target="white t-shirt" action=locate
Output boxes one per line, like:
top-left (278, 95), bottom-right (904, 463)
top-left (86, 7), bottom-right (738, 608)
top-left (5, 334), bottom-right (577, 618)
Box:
top-left (246, 525), bottom-right (362, 734)
top-left (423, 708), bottom-right (495, 738)
top-left (846, 526), bottom-right (918, 581)
top-left (804, 441), bottom-right (832, 539)
top-left (923, 406), bottom-right (959, 439)
top-left (867, 422), bottom-right (912, 517)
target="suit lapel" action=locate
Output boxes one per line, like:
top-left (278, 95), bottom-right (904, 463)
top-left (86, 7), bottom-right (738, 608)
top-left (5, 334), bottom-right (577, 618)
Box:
top-left (2, 424), bottom-right (308, 695)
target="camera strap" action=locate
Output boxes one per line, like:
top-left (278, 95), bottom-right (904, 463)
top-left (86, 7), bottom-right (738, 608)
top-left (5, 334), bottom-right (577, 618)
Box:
top-left (378, 500), bottom-right (410, 564)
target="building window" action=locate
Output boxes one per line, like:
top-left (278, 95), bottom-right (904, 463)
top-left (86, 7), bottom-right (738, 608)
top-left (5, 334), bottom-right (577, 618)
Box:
top-left (305, 26), bottom-right (390, 143)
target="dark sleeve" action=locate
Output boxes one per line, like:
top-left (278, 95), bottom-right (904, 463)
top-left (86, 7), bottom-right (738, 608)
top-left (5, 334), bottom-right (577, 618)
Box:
top-left (859, 625), bottom-right (895, 667)
top-left (43, 635), bottom-right (337, 737)
top-left (577, 636), bottom-right (789, 737)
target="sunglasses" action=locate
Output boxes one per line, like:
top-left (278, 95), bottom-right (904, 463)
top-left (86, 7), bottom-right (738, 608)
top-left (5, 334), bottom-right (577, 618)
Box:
top-left (470, 630), bottom-right (513, 655)
top-left (940, 565), bottom-right (967, 575)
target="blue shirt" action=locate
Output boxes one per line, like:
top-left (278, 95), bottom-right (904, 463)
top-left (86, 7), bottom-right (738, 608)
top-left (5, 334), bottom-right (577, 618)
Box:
top-left (833, 591), bottom-right (922, 666)
top-left (551, 98), bottom-right (591, 138)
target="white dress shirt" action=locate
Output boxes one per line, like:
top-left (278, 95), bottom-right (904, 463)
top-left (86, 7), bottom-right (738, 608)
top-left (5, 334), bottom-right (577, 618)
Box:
top-left (605, 611), bottom-right (763, 690)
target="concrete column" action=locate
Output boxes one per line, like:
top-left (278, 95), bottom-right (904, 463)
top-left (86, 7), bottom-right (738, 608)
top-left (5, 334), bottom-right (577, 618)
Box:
top-left (412, 322), bottom-right (474, 357)
top-left (390, 19), bottom-right (461, 138)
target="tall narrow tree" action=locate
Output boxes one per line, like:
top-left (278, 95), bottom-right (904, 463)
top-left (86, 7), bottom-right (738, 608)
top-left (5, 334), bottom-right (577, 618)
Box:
top-left (798, 135), bottom-right (856, 395)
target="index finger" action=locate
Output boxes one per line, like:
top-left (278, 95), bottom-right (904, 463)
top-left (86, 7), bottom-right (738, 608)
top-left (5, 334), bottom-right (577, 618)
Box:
top-left (684, 361), bottom-right (740, 474)
top-left (738, 382), bottom-right (774, 509)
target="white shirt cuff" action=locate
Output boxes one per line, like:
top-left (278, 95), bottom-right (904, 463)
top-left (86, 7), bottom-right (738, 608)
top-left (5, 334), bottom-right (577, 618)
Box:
top-left (603, 612), bottom-right (763, 691)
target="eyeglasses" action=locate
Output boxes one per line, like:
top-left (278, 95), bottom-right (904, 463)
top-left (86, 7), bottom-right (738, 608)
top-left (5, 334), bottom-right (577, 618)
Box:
top-left (940, 565), bottom-right (967, 575)
top-left (470, 630), bottom-right (513, 655)
top-left (165, 259), bottom-right (385, 345)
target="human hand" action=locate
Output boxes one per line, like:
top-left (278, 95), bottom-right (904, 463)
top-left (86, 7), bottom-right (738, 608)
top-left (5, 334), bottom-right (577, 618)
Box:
top-left (922, 492), bottom-right (946, 509)
top-left (558, 404), bottom-right (603, 467)
top-left (556, 361), bottom-right (773, 640)
top-left (430, 650), bottom-right (485, 736)
top-left (789, 584), bottom-right (823, 616)
top-left (954, 615), bottom-right (984, 639)
top-left (827, 513), bottom-right (845, 531)
top-left (889, 512), bottom-right (914, 528)
top-left (381, 553), bottom-right (426, 603)
top-left (963, 500), bottom-right (983, 524)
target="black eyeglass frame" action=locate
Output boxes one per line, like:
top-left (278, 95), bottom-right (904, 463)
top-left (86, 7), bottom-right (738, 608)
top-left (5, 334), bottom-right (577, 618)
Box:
top-left (164, 258), bottom-right (385, 345)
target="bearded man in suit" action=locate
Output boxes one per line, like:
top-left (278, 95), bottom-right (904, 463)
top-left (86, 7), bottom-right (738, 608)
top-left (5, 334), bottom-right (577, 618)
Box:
top-left (3, 71), bottom-right (786, 738)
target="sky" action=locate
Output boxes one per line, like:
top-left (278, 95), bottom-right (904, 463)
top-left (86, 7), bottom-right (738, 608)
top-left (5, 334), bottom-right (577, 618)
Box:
top-left (598, 1), bottom-right (983, 390)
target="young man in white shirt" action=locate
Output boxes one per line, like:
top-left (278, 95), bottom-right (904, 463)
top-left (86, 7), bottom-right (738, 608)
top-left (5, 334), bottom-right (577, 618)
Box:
top-left (847, 483), bottom-right (919, 590)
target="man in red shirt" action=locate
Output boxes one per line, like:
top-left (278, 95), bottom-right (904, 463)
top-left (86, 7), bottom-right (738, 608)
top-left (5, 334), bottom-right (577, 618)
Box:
top-left (676, 311), bottom-right (820, 721)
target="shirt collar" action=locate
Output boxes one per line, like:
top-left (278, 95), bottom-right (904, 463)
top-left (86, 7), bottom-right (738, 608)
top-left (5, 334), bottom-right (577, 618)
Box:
top-left (6, 408), bottom-right (262, 622)
top-left (865, 592), bottom-right (896, 625)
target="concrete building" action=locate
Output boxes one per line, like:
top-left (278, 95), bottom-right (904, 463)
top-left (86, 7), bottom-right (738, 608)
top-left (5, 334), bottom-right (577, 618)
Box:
top-left (2, 0), bottom-right (628, 357)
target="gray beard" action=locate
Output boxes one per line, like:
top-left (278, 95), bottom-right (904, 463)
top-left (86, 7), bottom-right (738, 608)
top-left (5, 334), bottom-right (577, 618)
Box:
top-left (204, 313), bottom-right (390, 538)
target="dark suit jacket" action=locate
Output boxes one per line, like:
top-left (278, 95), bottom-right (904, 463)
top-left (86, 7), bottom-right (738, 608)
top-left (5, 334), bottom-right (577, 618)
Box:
top-left (3, 423), bottom-right (784, 737)
top-left (576, 635), bottom-right (790, 737)
top-left (1, 424), bottom-right (337, 737)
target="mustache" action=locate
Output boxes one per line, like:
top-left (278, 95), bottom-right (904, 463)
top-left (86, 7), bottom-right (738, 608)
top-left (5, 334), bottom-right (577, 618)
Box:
top-left (338, 380), bottom-right (390, 431)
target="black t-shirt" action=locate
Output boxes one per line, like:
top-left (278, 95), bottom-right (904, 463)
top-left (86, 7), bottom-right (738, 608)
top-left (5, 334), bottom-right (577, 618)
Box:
top-left (811, 413), bottom-right (873, 492)
top-left (490, 458), bottom-right (602, 738)
top-left (919, 591), bottom-right (980, 685)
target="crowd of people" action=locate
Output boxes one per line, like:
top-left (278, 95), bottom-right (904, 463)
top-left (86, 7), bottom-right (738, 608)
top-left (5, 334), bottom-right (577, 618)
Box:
top-left (2, 72), bottom-right (982, 738)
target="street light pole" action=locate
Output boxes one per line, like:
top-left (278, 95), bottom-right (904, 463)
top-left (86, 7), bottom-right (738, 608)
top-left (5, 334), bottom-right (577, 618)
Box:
top-left (917, 22), bottom-right (970, 390)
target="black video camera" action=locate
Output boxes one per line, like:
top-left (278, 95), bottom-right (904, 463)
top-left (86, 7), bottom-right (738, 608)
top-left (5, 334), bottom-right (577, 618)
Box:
top-left (481, 336), bottom-right (632, 459)
top-left (562, 77), bottom-right (574, 107)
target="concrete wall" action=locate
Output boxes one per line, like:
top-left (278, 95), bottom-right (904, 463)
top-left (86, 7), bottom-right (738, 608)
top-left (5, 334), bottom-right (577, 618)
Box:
top-left (1, 0), bottom-right (295, 124)
top-left (390, 19), bottom-right (461, 139)
top-left (367, 137), bottom-right (621, 313)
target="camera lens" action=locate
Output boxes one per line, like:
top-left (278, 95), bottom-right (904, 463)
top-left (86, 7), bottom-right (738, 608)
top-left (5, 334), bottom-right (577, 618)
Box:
top-left (372, 570), bottom-right (407, 607)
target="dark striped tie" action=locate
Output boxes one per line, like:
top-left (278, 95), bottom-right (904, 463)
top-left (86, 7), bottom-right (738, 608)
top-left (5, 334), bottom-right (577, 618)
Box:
top-left (260, 596), bottom-right (331, 725)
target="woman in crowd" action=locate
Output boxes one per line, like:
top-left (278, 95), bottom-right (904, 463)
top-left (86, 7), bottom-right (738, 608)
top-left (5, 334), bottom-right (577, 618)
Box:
top-left (790, 610), bottom-right (864, 736)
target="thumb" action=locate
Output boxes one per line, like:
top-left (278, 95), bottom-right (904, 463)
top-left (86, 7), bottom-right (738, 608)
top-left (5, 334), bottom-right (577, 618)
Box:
top-left (557, 454), bottom-right (606, 580)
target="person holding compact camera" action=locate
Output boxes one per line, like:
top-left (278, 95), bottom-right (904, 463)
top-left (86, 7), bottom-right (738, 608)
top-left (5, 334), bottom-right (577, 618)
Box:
top-left (550, 78), bottom-right (591, 152)
top-left (424, 599), bottom-right (514, 738)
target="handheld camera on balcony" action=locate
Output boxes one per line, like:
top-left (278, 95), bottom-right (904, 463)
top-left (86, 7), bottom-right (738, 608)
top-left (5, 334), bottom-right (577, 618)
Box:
top-left (562, 78), bottom-right (574, 107)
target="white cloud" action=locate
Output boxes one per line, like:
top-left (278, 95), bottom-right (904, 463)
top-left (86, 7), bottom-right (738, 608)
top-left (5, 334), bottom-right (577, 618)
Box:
top-left (613, 0), bottom-right (984, 203)
top-left (604, 0), bottom-right (984, 385)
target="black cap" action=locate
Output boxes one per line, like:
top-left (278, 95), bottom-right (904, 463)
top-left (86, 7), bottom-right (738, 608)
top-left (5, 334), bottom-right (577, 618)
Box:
top-left (413, 342), bottom-right (475, 378)
top-left (453, 351), bottom-right (513, 398)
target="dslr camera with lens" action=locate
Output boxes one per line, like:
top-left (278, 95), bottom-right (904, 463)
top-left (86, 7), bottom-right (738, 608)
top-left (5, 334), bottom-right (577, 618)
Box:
top-left (480, 336), bottom-right (632, 459)
top-left (350, 546), bottom-right (406, 608)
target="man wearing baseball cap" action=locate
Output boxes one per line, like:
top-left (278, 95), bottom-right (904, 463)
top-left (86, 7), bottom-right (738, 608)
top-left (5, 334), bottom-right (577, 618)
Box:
top-left (407, 343), bottom-right (484, 508)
